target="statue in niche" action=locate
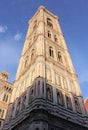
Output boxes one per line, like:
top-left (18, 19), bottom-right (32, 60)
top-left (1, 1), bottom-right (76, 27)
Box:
top-left (47, 86), bottom-right (52, 101)
top-left (66, 95), bottom-right (72, 110)
top-left (75, 98), bottom-right (81, 113)
top-left (22, 95), bottom-right (26, 110)
top-left (57, 90), bottom-right (63, 105)
top-left (16, 100), bottom-right (21, 115)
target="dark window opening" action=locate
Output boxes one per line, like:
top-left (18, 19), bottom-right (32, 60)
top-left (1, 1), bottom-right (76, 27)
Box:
top-left (58, 51), bottom-right (62, 62)
top-left (49, 47), bottom-right (54, 57)
top-left (54, 35), bottom-right (58, 42)
top-left (48, 31), bottom-right (51, 38)
top-left (47, 18), bottom-right (53, 28)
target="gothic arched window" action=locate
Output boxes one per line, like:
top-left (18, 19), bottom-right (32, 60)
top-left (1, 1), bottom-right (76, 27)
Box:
top-left (57, 51), bottom-right (63, 63)
top-left (54, 35), bottom-right (58, 42)
top-left (47, 18), bottom-right (53, 28)
top-left (48, 31), bottom-right (51, 38)
top-left (49, 47), bottom-right (54, 57)
top-left (57, 90), bottom-right (64, 106)
top-left (66, 95), bottom-right (72, 110)
top-left (3, 94), bottom-right (8, 102)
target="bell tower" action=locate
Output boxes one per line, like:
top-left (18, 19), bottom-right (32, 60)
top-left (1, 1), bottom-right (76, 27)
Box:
top-left (3, 6), bottom-right (88, 130)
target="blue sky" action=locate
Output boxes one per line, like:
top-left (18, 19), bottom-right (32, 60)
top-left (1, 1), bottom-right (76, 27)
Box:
top-left (0, 0), bottom-right (88, 99)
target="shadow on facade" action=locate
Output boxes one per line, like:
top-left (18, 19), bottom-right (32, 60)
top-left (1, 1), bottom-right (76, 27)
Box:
top-left (3, 77), bottom-right (88, 130)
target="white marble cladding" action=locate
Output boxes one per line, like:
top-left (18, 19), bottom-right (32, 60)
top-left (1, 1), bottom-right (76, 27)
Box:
top-left (3, 77), bottom-right (88, 130)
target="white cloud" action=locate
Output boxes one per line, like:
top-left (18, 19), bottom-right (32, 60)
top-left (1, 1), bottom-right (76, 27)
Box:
top-left (0, 25), bottom-right (8, 33)
top-left (14, 32), bottom-right (22, 41)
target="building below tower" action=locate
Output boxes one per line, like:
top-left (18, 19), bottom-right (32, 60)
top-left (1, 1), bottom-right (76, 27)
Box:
top-left (85, 98), bottom-right (88, 112)
top-left (0, 71), bottom-right (13, 129)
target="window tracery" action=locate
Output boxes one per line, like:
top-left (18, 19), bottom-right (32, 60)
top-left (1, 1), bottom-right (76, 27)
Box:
top-left (49, 46), bottom-right (54, 57)
top-left (47, 18), bottom-right (53, 28)
top-left (57, 51), bottom-right (63, 63)
top-left (48, 31), bottom-right (51, 38)
top-left (54, 35), bottom-right (58, 42)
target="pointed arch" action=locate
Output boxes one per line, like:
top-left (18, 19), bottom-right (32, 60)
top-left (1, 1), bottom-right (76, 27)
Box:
top-left (47, 18), bottom-right (53, 28)
top-left (48, 30), bottom-right (51, 38)
top-left (57, 51), bottom-right (63, 62)
top-left (54, 35), bottom-right (58, 42)
top-left (49, 46), bottom-right (54, 57)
